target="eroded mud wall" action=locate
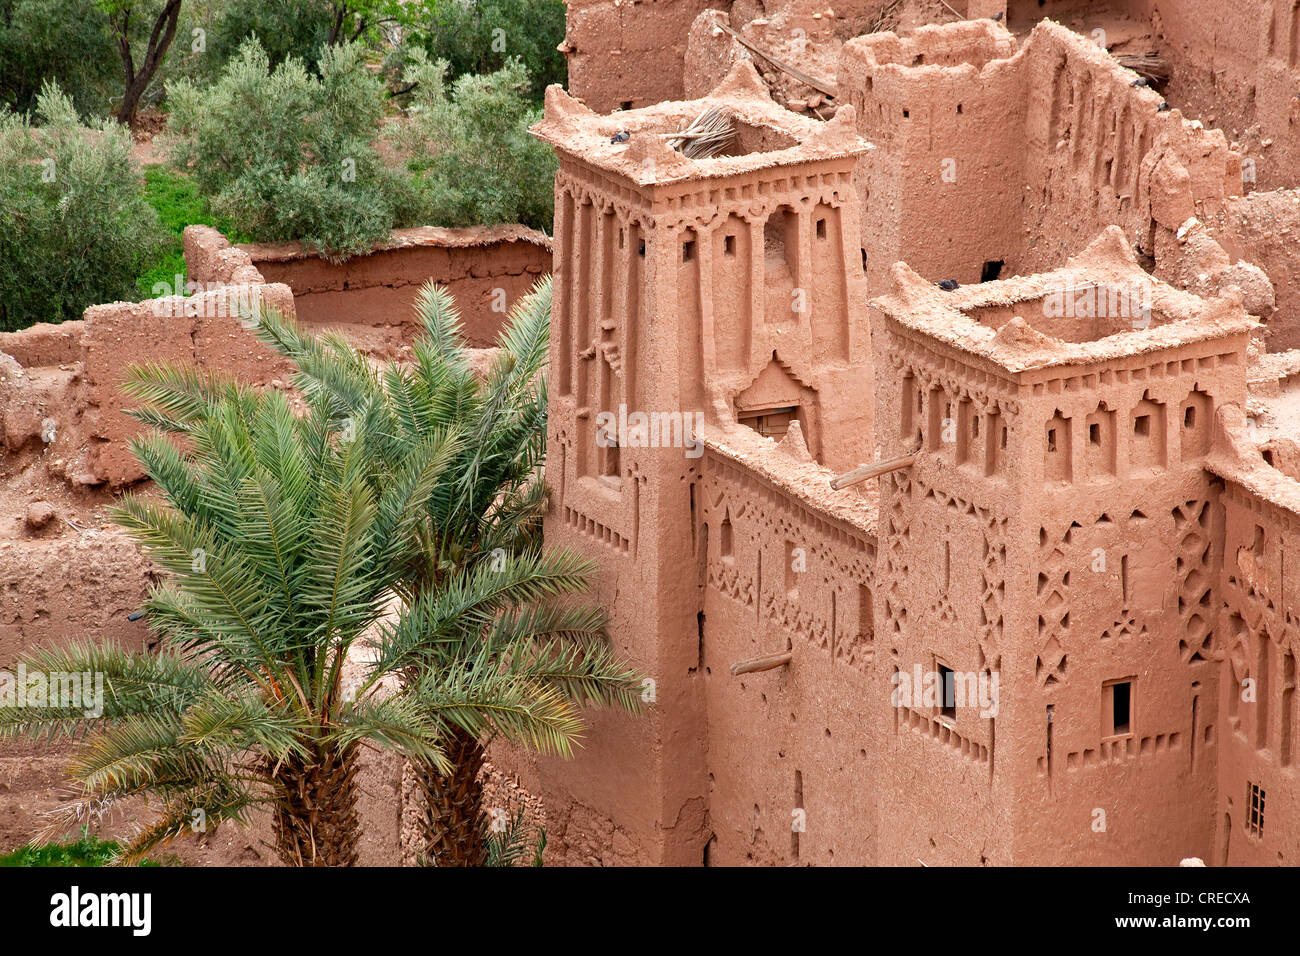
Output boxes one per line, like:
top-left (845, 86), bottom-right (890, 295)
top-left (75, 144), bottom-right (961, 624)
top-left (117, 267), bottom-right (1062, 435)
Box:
top-left (243, 228), bottom-right (553, 351)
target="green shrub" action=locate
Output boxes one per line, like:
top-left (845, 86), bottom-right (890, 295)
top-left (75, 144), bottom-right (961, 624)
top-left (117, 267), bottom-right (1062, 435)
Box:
top-left (166, 38), bottom-right (402, 261)
top-left (0, 829), bottom-right (160, 866)
top-left (410, 0), bottom-right (565, 102)
top-left (0, 0), bottom-right (119, 116)
top-left (0, 84), bottom-right (165, 331)
top-left (391, 53), bottom-right (555, 233)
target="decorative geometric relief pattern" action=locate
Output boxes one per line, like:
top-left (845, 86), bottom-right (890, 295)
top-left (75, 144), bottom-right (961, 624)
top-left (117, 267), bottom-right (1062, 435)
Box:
top-left (1172, 499), bottom-right (1215, 663)
top-left (977, 511), bottom-right (1007, 673)
top-left (701, 450), bottom-right (876, 672)
top-left (880, 470), bottom-right (912, 647)
top-left (1035, 524), bottom-right (1071, 688)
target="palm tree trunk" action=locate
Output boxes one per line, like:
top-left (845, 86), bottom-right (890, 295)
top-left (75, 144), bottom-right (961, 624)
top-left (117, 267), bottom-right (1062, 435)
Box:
top-left (271, 744), bottom-right (362, 867)
top-left (415, 726), bottom-right (488, 866)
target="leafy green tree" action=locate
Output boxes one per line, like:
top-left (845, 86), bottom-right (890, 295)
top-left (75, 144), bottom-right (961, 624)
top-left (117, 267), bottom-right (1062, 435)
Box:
top-left (409, 0), bottom-right (565, 101)
top-left (255, 278), bottom-right (644, 865)
top-left (0, 83), bottom-right (165, 330)
top-left (390, 52), bottom-right (556, 233)
top-left (0, 0), bottom-right (120, 116)
top-left (166, 38), bottom-right (403, 261)
top-left (0, 362), bottom-right (468, 865)
top-left (202, 0), bottom-right (334, 74)
top-left (97, 0), bottom-right (184, 125)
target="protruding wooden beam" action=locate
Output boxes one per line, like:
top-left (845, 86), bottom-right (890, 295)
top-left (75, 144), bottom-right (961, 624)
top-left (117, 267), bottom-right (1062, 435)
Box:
top-left (729, 651), bottom-right (793, 677)
top-left (709, 16), bottom-right (838, 98)
top-left (830, 446), bottom-right (920, 490)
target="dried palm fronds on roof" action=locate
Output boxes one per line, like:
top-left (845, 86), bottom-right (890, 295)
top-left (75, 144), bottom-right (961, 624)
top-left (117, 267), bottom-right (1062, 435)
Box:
top-left (660, 106), bottom-right (736, 159)
top-left (1116, 53), bottom-right (1169, 86)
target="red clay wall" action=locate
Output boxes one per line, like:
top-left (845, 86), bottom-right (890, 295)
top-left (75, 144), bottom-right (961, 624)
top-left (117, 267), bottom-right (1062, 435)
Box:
top-left (696, 436), bottom-right (880, 864)
top-left (241, 226), bottom-right (552, 352)
top-left (1208, 448), bottom-right (1300, 865)
top-left (839, 19), bottom-right (1027, 292)
top-left (81, 285), bottom-right (297, 486)
top-left (870, 232), bottom-right (1255, 863)
top-left (563, 0), bottom-right (728, 113)
top-left (840, 19), bottom-right (1244, 294)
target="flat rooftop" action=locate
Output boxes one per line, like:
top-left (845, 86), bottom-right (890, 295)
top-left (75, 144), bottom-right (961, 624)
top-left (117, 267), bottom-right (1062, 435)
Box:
top-left (531, 60), bottom-right (871, 187)
top-left (872, 226), bottom-right (1259, 374)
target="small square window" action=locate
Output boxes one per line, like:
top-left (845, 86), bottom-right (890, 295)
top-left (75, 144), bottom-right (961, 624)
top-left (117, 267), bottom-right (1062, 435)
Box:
top-left (815, 218), bottom-right (827, 239)
top-left (1089, 423), bottom-right (1101, 445)
top-left (1134, 415), bottom-right (1151, 436)
top-left (682, 240), bottom-right (695, 262)
top-left (1184, 406), bottom-right (1196, 428)
top-left (1247, 782), bottom-right (1265, 836)
top-left (724, 235), bottom-right (736, 256)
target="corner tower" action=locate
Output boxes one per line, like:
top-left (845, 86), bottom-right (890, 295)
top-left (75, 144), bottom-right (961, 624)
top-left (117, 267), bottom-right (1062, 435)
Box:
top-left (524, 63), bottom-right (873, 864)
top-left (871, 227), bottom-right (1256, 864)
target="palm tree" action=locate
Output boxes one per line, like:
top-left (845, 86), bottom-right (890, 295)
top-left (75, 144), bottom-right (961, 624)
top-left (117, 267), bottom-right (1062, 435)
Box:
top-left (0, 371), bottom-right (461, 865)
top-left (253, 277), bottom-right (646, 866)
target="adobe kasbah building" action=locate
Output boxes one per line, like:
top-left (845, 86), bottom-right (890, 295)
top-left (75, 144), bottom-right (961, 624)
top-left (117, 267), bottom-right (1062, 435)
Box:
top-left (496, 0), bottom-right (1300, 866)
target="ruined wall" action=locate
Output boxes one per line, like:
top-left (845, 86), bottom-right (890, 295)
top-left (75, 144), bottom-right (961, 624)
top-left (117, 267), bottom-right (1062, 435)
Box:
top-left (839, 19), bottom-right (1026, 291)
top-left (1022, 23), bottom-right (1242, 276)
top-left (563, 0), bottom-right (728, 113)
top-left (1204, 192), bottom-right (1300, 352)
top-left (1148, 0), bottom-right (1300, 192)
top-left (242, 226), bottom-right (553, 352)
top-left (839, 19), bottom-right (1244, 295)
top-left (1008, 1), bottom-right (1300, 192)
top-left (0, 221), bottom-right (550, 865)
top-left (79, 286), bottom-right (295, 487)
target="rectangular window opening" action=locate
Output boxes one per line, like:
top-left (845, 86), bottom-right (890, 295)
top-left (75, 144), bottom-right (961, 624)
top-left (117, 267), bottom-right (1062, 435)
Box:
top-left (938, 663), bottom-right (956, 721)
top-left (1104, 679), bottom-right (1134, 738)
top-left (1112, 681), bottom-right (1131, 735)
top-left (1247, 782), bottom-right (1265, 836)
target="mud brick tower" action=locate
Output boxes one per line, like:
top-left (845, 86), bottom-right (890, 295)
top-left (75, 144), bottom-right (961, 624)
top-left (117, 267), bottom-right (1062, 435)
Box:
top-left (872, 227), bottom-right (1257, 863)
top-left (524, 62), bottom-right (872, 863)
